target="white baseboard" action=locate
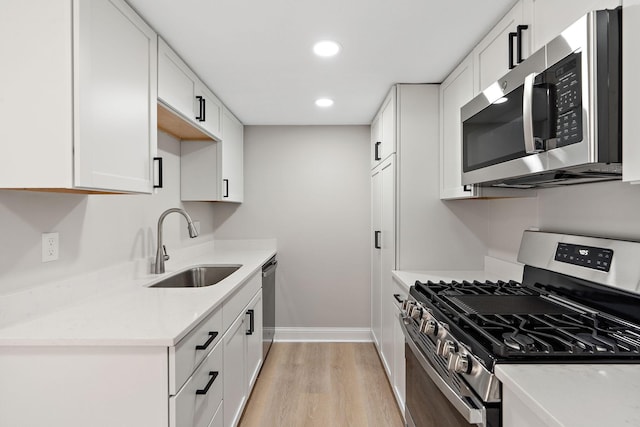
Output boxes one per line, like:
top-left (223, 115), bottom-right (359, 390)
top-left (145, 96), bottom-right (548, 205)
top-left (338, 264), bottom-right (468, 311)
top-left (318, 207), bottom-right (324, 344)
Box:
top-left (274, 327), bottom-right (373, 342)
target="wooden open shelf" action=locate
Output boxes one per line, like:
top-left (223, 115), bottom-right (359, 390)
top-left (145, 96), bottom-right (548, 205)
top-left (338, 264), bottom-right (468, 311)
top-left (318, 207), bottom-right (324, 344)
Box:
top-left (157, 104), bottom-right (214, 141)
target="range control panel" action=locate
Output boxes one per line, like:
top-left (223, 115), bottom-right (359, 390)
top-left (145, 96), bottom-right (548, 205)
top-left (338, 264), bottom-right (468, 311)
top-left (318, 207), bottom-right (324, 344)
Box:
top-left (555, 242), bottom-right (613, 272)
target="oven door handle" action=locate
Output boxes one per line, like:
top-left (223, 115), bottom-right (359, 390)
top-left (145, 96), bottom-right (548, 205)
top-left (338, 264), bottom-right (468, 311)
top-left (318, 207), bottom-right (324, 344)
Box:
top-left (399, 314), bottom-right (486, 427)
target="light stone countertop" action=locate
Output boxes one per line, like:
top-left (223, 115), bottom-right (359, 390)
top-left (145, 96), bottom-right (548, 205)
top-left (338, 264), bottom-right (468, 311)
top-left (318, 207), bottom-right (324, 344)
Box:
top-left (0, 240), bottom-right (276, 346)
top-left (496, 364), bottom-right (640, 427)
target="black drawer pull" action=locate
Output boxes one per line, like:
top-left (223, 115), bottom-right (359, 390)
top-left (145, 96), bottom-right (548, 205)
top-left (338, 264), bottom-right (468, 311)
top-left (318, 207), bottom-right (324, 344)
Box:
top-left (516, 25), bottom-right (528, 64)
top-left (374, 231), bottom-right (381, 249)
top-left (246, 309), bottom-right (255, 335)
top-left (196, 371), bottom-right (219, 395)
top-left (374, 141), bottom-right (382, 161)
top-left (393, 294), bottom-right (404, 303)
top-left (508, 32), bottom-right (517, 69)
top-left (195, 331), bottom-right (218, 350)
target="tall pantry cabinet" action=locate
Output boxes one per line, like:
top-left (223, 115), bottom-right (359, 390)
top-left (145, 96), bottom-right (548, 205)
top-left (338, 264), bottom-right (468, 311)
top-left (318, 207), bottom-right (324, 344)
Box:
top-left (370, 84), bottom-right (440, 415)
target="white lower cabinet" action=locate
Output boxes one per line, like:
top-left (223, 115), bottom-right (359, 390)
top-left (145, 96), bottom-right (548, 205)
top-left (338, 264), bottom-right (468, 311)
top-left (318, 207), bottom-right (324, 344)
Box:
top-left (224, 310), bottom-right (248, 427)
top-left (171, 341), bottom-right (223, 427)
top-left (0, 271), bottom-right (264, 427)
top-left (224, 289), bottom-right (263, 427)
top-left (391, 279), bottom-right (407, 418)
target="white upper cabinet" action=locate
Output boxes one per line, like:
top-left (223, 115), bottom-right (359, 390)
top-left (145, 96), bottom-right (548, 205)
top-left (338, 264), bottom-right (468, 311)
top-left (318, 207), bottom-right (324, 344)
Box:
top-left (0, 0), bottom-right (157, 193)
top-left (195, 82), bottom-right (223, 140)
top-left (180, 107), bottom-right (244, 202)
top-left (440, 56), bottom-right (476, 200)
top-left (473, 1), bottom-right (531, 93)
top-left (220, 108), bottom-right (244, 203)
top-left (371, 86), bottom-right (397, 169)
top-left (529, 0), bottom-right (621, 52)
top-left (158, 38), bottom-right (222, 141)
top-left (158, 39), bottom-right (199, 123)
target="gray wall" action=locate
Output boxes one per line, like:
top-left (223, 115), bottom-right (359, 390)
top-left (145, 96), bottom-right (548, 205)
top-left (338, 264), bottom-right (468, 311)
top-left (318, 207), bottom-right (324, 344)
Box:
top-left (212, 125), bottom-right (371, 328)
top-left (484, 180), bottom-right (640, 263)
top-left (0, 131), bottom-right (216, 295)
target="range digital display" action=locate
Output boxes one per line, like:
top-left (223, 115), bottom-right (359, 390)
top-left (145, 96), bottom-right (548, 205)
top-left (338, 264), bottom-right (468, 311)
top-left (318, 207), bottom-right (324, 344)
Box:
top-left (555, 242), bottom-right (613, 272)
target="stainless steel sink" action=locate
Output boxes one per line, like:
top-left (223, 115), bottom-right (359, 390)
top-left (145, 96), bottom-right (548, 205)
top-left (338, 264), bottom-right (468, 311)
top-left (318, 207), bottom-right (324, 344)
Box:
top-left (149, 265), bottom-right (242, 288)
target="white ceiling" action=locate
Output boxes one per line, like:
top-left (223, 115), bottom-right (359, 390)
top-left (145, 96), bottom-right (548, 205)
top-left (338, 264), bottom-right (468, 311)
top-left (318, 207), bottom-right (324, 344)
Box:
top-left (127, 0), bottom-right (517, 125)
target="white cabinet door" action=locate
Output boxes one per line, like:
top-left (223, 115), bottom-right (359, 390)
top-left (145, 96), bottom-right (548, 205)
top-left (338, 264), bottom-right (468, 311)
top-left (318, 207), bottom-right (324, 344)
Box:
top-left (530, 0), bottom-right (621, 52)
top-left (221, 108), bottom-right (244, 202)
top-left (195, 82), bottom-right (223, 141)
top-left (371, 166), bottom-right (383, 349)
top-left (624, 0), bottom-right (640, 183)
top-left (379, 156), bottom-right (396, 377)
top-left (371, 114), bottom-right (383, 169)
top-left (380, 87), bottom-right (397, 162)
top-left (440, 56), bottom-right (476, 200)
top-left (392, 305), bottom-right (405, 416)
top-left (74, 0), bottom-right (157, 193)
top-left (158, 38), bottom-right (199, 121)
top-left (245, 290), bottom-right (263, 391)
top-left (0, 0), bottom-right (156, 193)
top-left (371, 86), bottom-right (397, 169)
top-left (474, 1), bottom-right (530, 93)
top-left (224, 313), bottom-right (247, 427)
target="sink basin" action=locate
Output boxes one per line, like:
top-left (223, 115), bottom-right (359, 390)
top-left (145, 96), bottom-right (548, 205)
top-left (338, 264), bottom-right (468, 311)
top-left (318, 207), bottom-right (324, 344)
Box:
top-left (150, 265), bottom-right (242, 288)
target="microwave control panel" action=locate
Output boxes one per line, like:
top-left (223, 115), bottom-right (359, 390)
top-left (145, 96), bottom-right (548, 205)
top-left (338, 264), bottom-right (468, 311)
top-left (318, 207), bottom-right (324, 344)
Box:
top-left (555, 242), bottom-right (613, 272)
top-left (551, 53), bottom-right (583, 147)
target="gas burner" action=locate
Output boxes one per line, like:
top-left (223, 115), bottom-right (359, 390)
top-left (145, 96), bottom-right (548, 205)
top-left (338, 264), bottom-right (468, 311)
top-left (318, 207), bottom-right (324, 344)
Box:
top-left (502, 332), bottom-right (536, 351)
top-left (575, 333), bottom-right (618, 352)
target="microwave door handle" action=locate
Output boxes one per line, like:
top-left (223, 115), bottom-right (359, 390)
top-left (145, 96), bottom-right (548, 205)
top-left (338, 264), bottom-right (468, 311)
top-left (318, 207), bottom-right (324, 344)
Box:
top-left (523, 73), bottom-right (543, 154)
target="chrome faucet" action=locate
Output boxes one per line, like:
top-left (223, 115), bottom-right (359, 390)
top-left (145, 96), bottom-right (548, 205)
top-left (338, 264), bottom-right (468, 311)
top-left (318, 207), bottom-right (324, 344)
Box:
top-left (154, 208), bottom-right (199, 274)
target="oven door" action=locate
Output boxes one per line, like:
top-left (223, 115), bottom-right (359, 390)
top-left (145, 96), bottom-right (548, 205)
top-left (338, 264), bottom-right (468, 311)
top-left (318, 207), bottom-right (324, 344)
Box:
top-left (400, 315), bottom-right (496, 427)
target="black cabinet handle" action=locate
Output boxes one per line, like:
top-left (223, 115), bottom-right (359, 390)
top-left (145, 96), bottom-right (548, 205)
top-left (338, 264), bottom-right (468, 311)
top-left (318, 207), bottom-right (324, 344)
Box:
top-left (463, 184), bottom-right (472, 192)
top-left (153, 157), bottom-right (163, 189)
top-left (516, 25), bottom-right (528, 64)
top-left (223, 179), bottom-right (229, 198)
top-left (374, 231), bottom-right (381, 249)
top-left (508, 32), bottom-right (517, 69)
top-left (196, 371), bottom-right (219, 395)
top-left (374, 141), bottom-right (382, 161)
top-left (196, 96), bottom-right (205, 121)
top-left (246, 309), bottom-right (255, 335)
top-left (195, 331), bottom-right (218, 350)
top-left (393, 294), bottom-right (404, 303)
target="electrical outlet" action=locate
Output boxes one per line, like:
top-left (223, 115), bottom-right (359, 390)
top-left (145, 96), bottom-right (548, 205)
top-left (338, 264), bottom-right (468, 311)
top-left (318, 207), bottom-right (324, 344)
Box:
top-left (42, 232), bottom-right (59, 262)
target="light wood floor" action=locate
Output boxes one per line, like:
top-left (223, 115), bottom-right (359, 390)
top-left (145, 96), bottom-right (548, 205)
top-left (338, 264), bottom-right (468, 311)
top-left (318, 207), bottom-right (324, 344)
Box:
top-left (238, 342), bottom-right (404, 427)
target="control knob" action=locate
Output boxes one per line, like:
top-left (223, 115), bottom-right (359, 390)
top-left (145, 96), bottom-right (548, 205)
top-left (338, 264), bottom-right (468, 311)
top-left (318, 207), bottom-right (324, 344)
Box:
top-left (402, 300), bottom-right (415, 313)
top-left (410, 305), bottom-right (423, 320)
top-left (436, 339), bottom-right (457, 358)
top-left (448, 352), bottom-right (472, 374)
top-left (420, 318), bottom-right (439, 336)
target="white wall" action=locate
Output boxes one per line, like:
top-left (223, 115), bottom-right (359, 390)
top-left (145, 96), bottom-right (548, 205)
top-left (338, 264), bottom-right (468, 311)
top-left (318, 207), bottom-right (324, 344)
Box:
top-left (485, 180), bottom-right (640, 263)
top-left (212, 125), bottom-right (371, 329)
top-left (0, 131), bottom-right (216, 295)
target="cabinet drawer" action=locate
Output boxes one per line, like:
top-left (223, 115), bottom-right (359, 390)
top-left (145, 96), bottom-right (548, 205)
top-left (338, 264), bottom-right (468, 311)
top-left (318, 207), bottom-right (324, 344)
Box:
top-left (170, 306), bottom-right (223, 394)
top-left (223, 271), bottom-right (261, 331)
top-left (170, 340), bottom-right (223, 427)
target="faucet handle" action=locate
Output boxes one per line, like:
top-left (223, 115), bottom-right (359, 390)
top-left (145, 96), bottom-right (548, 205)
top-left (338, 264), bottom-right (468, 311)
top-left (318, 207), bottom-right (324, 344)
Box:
top-left (162, 245), bottom-right (170, 261)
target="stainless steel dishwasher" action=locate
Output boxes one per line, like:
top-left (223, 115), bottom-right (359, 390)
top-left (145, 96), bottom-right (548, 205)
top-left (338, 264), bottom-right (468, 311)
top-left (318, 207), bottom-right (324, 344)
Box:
top-left (262, 256), bottom-right (277, 360)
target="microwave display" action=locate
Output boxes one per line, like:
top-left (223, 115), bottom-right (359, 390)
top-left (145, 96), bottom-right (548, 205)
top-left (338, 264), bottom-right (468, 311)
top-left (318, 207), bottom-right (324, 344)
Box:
top-left (552, 54), bottom-right (583, 147)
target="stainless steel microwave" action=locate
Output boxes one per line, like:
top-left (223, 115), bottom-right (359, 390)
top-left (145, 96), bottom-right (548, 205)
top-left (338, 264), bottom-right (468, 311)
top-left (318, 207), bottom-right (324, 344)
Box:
top-left (461, 8), bottom-right (621, 188)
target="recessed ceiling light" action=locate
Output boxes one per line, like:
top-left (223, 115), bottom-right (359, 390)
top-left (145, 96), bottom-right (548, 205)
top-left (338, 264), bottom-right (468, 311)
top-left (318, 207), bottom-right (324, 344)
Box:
top-left (315, 98), bottom-right (334, 107)
top-left (494, 97), bottom-right (508, 104)
top-left (313, 40), bottom-right (341, 57)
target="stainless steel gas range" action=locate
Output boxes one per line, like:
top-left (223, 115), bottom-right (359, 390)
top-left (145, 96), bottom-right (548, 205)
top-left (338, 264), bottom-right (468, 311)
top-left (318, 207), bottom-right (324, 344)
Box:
top-left (400, 231), bottom-right (640, 427)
